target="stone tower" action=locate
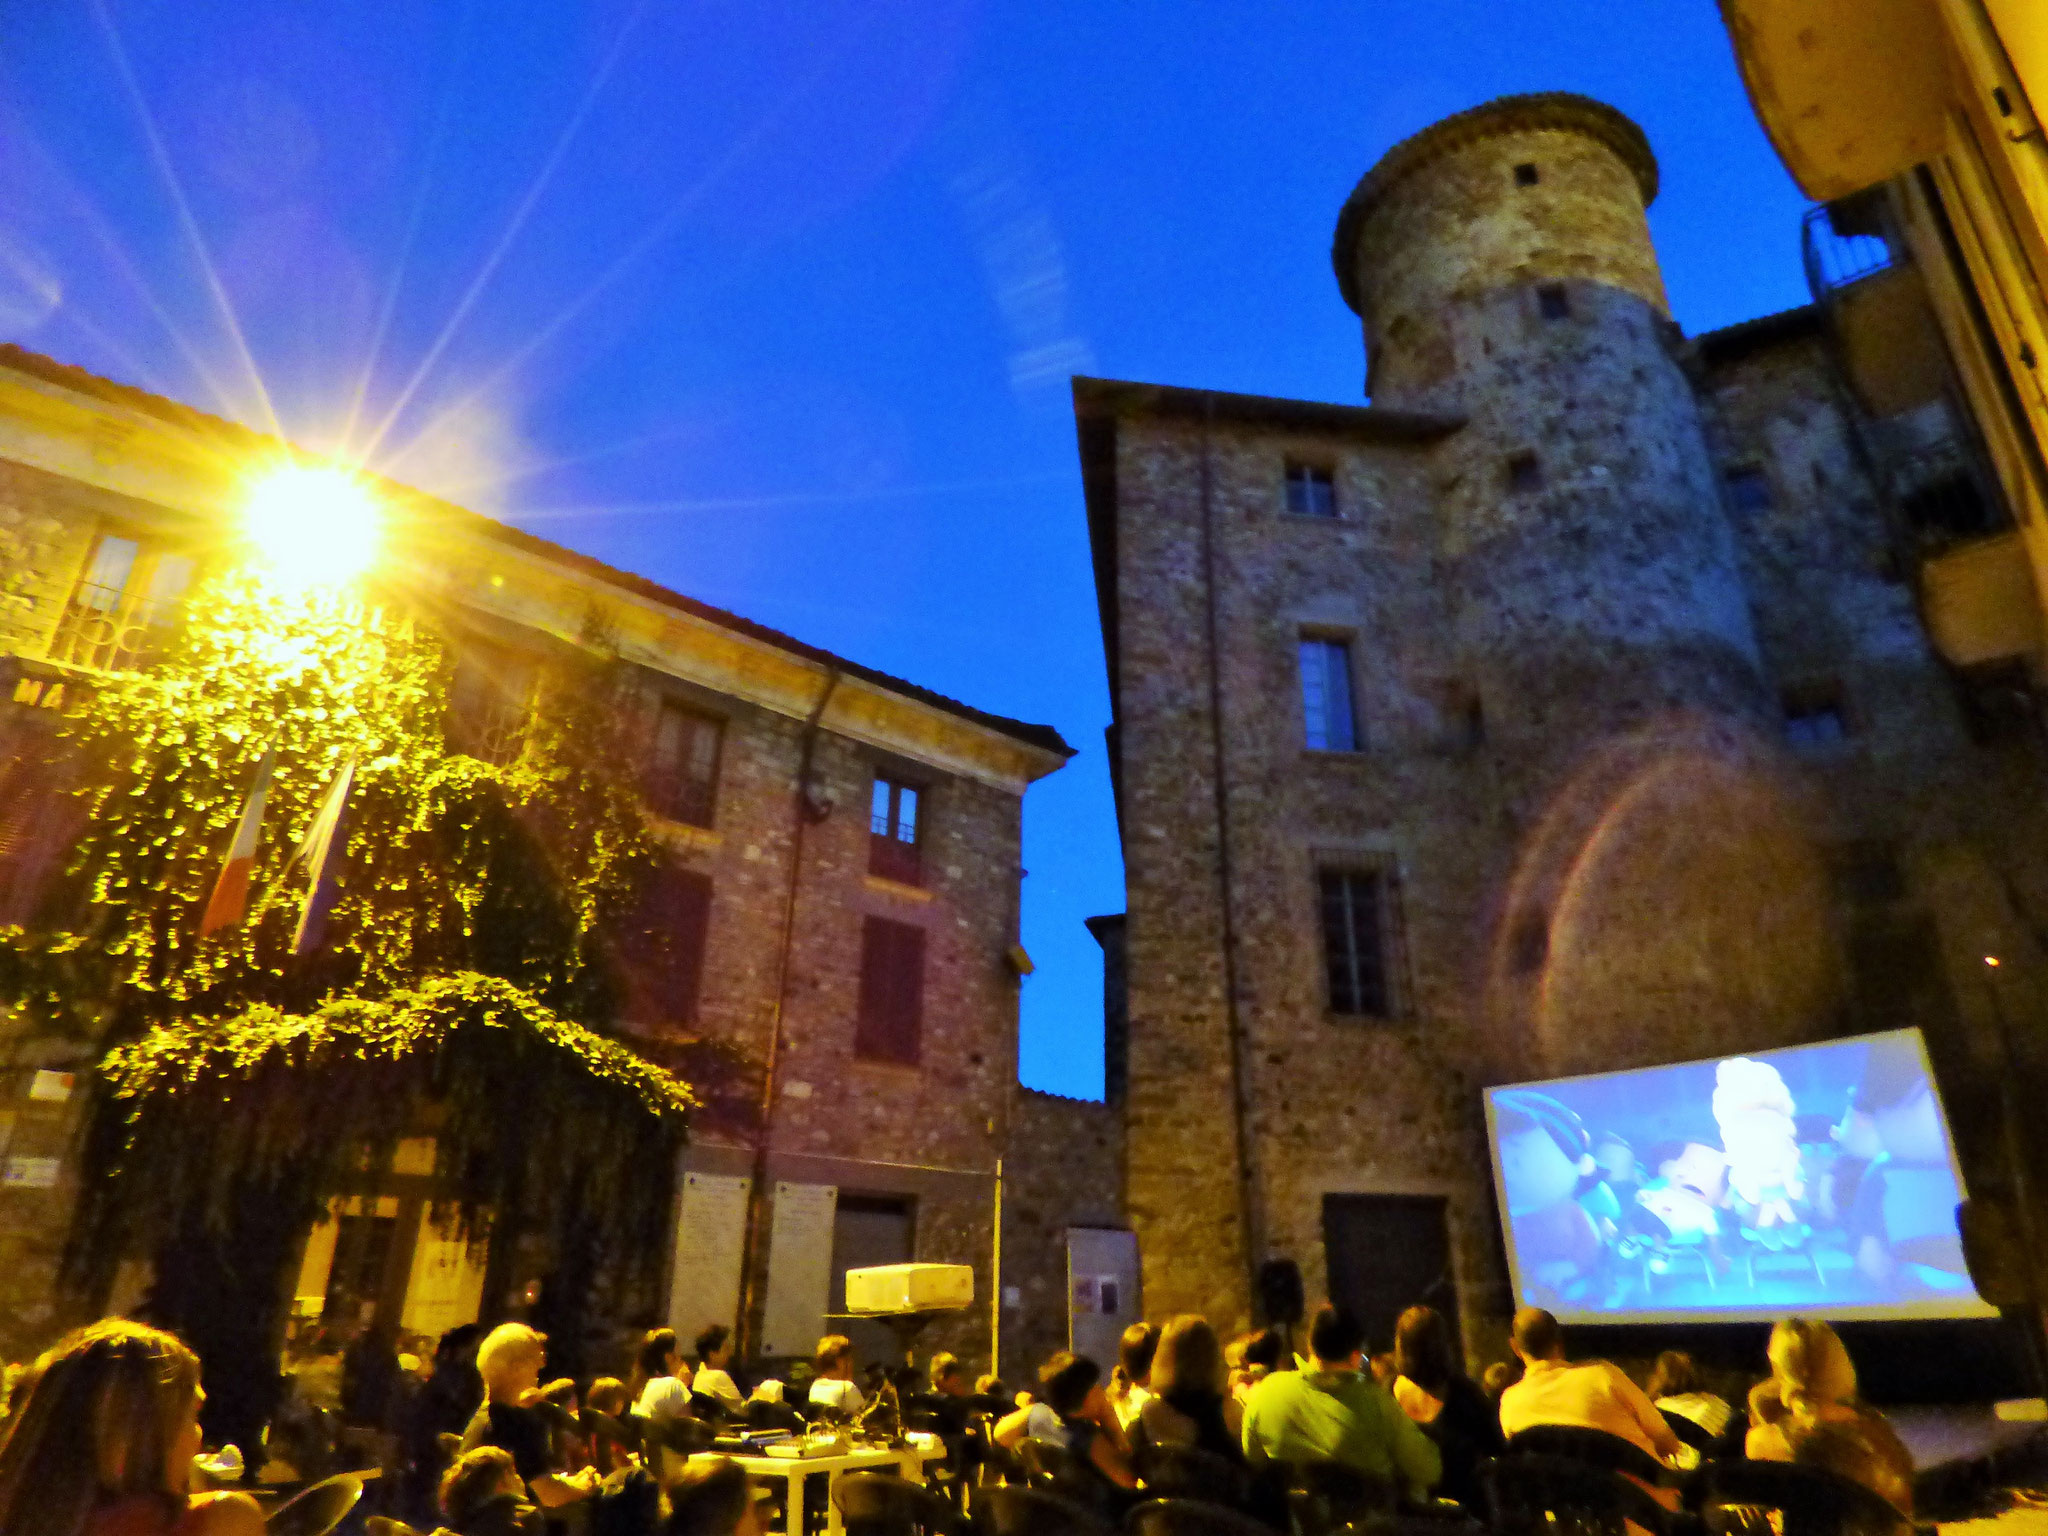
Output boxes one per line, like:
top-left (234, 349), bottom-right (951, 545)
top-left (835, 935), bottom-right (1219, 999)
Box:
top-left (1080, 88), bottom-right (2048, 1348)
top-left (1333, 95), bottom-right (1769, 786)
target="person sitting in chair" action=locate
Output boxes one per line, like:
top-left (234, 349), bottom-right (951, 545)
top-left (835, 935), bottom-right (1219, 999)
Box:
top-left (995, 1352), bottom-right (1138, 1496)
top-left (807, 1337), bottom-right (866, 1419)
top-left (1241, 1303), bottom-right (1441, 1503)
top-left (1498, 1308), bottom-right (1681, 1467)
top-left (692, 1327), bottom-right (745, 1415)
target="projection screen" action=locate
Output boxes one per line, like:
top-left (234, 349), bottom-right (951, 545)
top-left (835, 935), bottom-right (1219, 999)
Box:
top-left (1482, 1028), bottom-right (1995, 1324)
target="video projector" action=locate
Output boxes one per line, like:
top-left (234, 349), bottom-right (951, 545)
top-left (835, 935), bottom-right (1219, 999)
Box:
top-left (844, 1262), bottom-right (974, 1315)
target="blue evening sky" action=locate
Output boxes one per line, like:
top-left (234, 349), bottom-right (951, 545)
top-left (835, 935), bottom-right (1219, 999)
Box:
top-left (0, 3), bottom-right (1809, 1099)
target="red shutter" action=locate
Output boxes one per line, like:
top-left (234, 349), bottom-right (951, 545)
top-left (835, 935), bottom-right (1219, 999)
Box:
top-left (855, 917), bottom-right (925, 1064)
top-left (623, 863), bottom-right (712, 1025)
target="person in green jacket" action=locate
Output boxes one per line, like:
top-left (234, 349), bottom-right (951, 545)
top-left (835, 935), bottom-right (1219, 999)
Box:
top-left (1241, 1303), bottom-right (1442, 1502)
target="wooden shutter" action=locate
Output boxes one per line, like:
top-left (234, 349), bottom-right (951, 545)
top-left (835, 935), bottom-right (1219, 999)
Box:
top-left (623, 863), bottom-right (713, 1025)
top-left (854, 917), bottom-right (925, 1064)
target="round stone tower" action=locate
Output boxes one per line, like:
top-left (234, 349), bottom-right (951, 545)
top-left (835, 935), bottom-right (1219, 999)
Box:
top-left (1332, 94), bottom-right (1768, 774)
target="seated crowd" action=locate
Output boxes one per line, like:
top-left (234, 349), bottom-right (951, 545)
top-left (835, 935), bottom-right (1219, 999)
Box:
top-left (0, 1296), bottom-right (1918, 1536)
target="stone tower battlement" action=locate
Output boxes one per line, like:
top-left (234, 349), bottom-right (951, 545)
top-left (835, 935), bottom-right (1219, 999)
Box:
top-left (1333, 93), bottom-right (1668, 406)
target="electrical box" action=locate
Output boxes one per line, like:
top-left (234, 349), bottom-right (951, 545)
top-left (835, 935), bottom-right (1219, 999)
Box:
top-left (844, 1263), bottom-right (974, 1314)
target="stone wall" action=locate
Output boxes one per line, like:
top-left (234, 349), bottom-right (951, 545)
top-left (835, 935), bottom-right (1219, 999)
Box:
top-left (999, 1086), bottom-right (1126, 1383)
top-left (1085, 91), bottom-right (2048, 1362)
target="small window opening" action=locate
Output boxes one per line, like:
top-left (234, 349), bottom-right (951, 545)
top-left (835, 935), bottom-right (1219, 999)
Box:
top-left (1506, 452), bottom-right (1543, 493)
top-left (1900, 471), bottom-right (1998, 540)
top-left (1537, 284), bottom-right (1570, 321)
top-left (1513, 162), bottom-right (1540, 187)
top-left (1299, 638), bottom-right (1358, 752)
top-left (1285, 460), bottom-right (1338, 518)
top-left (1725, 465), bottom-right (1774, 514)
top-left (1782, 681), bottom-right (1850, 749)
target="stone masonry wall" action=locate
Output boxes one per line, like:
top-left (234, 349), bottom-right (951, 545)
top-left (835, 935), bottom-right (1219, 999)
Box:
top-left (999, 1086), bottom-right (1126, 1383)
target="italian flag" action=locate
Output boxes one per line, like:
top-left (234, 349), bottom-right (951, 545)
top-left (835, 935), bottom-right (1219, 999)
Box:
top-left (198, 747), bottom-right (276, 937)
top-left (290, 755), bottom-right (356, 956)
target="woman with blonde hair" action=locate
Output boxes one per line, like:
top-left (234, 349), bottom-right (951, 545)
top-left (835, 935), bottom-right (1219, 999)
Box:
top-left (460, 1323), bottom-right (597, 1512)
top-left (0, 1318), bottom-right (262, 1536)
top-left (1746, 1318), bottom-right (1913, 1513)
top-left (1134, 1315), bottom-right (1244, 1462)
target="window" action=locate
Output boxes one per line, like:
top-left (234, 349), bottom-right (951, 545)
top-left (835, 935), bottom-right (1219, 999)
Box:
top-left (870, 777), bottom-right (923, 884)
top-left (447, 648), bottom-right (536, 765)
top-left (1782, 681), bottom-right (1850, 749)
top-left (1320, 868), bottom-right (1394, 1017)
top-left (1900, 471), bottom-right (1997, 540)
top-left (1298, 639), bottom-right (1357, 752)
top-left (620, 862), bottom-right (713, 1025)
top-left (1284, 460), bottom-right (1338, 518)
top-left (46, 533), bottom-right (194, 672)
top-left (1506, 452), bottom-right (1543, 493)
top-left (855, 916), bottom-right (926, 1064)
top-left (1725, 465), bottom-right (1775, 513)
top-left (649, 701), bottom-right (722, 827)
top-left (1537, 283), bottom-right (1570, 321)
top-left (1514, 162), bottom-right (1540, 187)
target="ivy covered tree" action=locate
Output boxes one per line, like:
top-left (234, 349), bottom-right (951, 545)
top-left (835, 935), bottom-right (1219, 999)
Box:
top-left (0, 567), bottom-right (697, 1450)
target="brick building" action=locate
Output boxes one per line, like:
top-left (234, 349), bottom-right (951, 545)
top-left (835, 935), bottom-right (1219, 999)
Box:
top-left (0, 342), bottom-right (1078, 1375)
top-left (1079, 94), bottom-right (2048, 1355)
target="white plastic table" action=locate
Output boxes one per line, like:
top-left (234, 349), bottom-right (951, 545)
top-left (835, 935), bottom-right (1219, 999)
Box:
top-left (694, 1444), bottom-right (944, 1536)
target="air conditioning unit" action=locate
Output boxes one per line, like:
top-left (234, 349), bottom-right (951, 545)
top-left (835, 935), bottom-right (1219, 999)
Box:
top-left (845, 1263), bottom-right (974, 1315)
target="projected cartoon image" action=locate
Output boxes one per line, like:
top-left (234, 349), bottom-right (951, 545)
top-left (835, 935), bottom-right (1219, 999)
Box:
top-left (1485, 1029), bottom-right (1992, 1321)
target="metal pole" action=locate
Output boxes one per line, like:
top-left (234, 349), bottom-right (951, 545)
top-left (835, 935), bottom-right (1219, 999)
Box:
top-left (991, 1156), bottom-right (1003, 1377)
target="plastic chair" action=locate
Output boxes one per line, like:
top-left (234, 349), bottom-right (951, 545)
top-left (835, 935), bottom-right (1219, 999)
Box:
top-left (1136, 1444), bottom-right (1249, 1509)
top-left (1702, 1458), bottom-right (1910, 1536)
top-left (1505, 1426), bottom-right (1680, 1489)
top-left (833, 1469), bottom-right (964, 1536)
top-left (1286, 1459), bottom-right (1397, 1535)
top-left (1482, 1453), bottom-right (1674, 1536)
top-left (265, 1472), bottom-right (364, 1536)
top-left (980, 1483), bottom-right (1119, 1536)
top-left (1019, 1435), bottom-right (1095, 1497)
top-left (1125, 1496), bottom-right (1274, 1536)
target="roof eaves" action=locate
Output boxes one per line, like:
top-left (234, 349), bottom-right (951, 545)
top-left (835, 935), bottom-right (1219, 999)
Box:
top-left (0, 344), bottom-right (1072, 763)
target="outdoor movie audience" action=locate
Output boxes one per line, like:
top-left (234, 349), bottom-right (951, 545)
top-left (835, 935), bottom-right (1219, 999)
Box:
top-left (1648, 1348), bottom-right (1736, 1441)
top-left (1747, 1316), bottom-right (1914, 1513)
top-left (461, 1322), bottom-right (599, 1511)
top-left (630, 1328), bottom-right (694, 1422)
top-left (1499, 1306), bottom-right (1684, 1467)
top-left (1391, 1303), bottom-right (1504, 1510)
top-left (0, 1319), bottom-right (264, 1536)
top-left (806, 1335), bottom-right (866, 1418)
top-left (1134, 1314), bottom-right (1244, 1461)
top-left (995, 1350), bottom-right (1139, 1494)
top-left (691, 1325), bottom-right (745, 1415)
top-left (1240, 1302), bottom-right (1442, 1501)
top-left (0, 1282), bottom-right (1940, 1536)
top-left (1107, 1321), bottom-right (1158, 1430)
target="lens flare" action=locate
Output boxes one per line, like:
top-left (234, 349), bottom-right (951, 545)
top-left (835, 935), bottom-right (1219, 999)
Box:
top-left (242, 464), bottom-right (380, 588)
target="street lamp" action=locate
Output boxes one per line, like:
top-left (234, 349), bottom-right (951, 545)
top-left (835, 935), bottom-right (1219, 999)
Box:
top-left (242, 463), bottom-right (381, 589)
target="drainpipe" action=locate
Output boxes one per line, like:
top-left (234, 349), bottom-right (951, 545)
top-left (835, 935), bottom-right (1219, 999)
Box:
top-left (735, 666), bottom-right (841, 1356)
top-left (1197, 393), bottom-right (1264, 1319)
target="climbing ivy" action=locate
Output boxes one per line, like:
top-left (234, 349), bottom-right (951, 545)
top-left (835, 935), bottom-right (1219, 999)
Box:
top-left (0, 567), bottom-right (695, 1287)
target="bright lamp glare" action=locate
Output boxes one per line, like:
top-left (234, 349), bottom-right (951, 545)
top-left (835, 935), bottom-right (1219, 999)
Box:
top-left (243, 465), bottom-right (380, 588)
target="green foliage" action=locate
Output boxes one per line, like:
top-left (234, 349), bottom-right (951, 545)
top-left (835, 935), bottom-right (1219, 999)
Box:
top-left (17, 571), bottom-right (659, 1031)
top-left (0, 568), bottom-right (697, 1286)
top-left (69, 973), bottom-right (695, 1291)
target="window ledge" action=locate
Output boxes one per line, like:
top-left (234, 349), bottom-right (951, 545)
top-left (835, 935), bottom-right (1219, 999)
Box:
top-left (864, 874), bottom-right (933, 901)
top-left (850, 1055), bottom-right (923, 1076)
top-left (649, 816), bottom-right (722, 850)
top-left (1325, 1011), bottom-right (1407, 1028)
top-left (1277, 511), bottom-right (1348, 524)
top-left (1302, 747), bottom-right (1373, 762)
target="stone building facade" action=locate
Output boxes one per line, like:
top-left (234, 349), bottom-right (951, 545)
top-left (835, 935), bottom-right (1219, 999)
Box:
top-left (1079, 93), bottom-right (2048, 1356)
top-left (0, 343), bottom-right (1075, 1375)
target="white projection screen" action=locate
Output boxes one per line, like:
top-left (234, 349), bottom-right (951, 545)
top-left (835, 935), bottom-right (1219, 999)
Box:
top-left (1483, 1028), bottom-right (1996, 1325)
